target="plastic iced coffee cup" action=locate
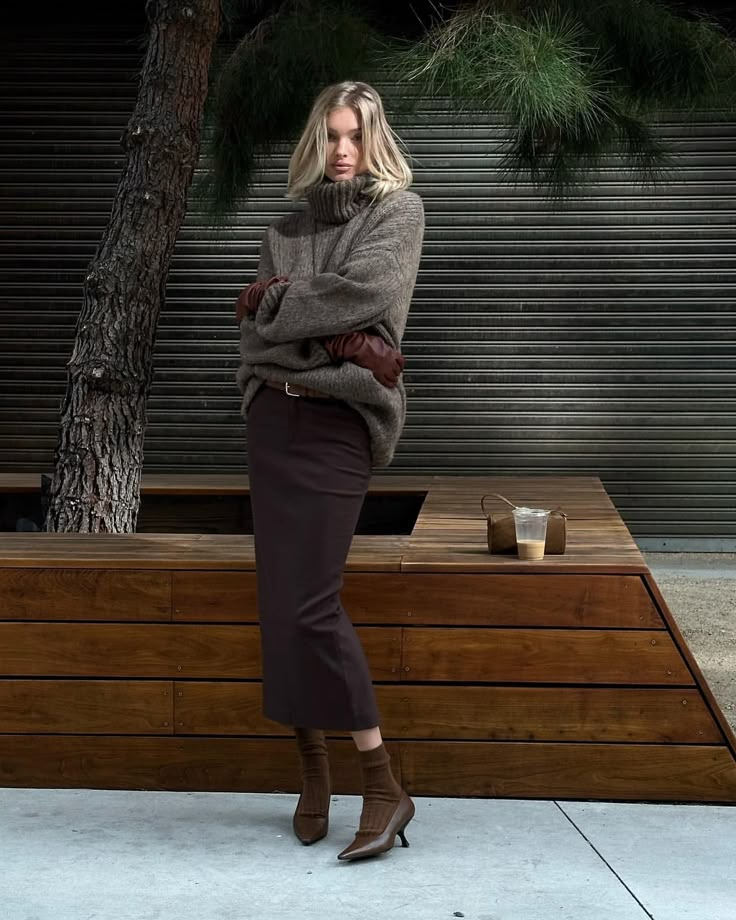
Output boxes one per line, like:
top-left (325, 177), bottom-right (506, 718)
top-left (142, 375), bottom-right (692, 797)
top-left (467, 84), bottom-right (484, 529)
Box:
top-left (512, 507), bottom-right (551, 561)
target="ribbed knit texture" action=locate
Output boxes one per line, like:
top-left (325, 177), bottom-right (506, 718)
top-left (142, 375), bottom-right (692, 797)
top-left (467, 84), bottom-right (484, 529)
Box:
top-left (306, 174), bottom-right (372, 224)
top-left (294, 727), bottom-right (330, 820)
top-left (236, 175), bottom-right (425, 468)
top-left (354, 742), bottom-right (403, 837)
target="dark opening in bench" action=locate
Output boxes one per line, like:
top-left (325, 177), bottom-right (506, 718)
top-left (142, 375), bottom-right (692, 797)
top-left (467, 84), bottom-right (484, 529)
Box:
top-left (3, 490), bottom-right (427, 536)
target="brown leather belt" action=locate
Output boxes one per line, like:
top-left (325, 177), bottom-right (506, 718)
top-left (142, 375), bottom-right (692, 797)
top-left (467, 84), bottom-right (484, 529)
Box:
top-left (263, 380), bottom-right (335, 400)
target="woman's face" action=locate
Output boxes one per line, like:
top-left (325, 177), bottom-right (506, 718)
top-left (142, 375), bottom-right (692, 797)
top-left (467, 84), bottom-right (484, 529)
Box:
top-left (324, 106), bottom-right (365, 181)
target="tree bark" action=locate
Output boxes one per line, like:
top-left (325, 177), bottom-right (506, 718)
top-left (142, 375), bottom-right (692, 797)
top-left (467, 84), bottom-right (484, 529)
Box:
top-left (44, 0), bottom-right (220, 533)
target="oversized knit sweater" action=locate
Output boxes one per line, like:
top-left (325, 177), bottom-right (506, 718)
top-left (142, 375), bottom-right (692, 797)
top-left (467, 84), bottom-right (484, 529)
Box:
top-left (236, 173), bottom-right (425, 468)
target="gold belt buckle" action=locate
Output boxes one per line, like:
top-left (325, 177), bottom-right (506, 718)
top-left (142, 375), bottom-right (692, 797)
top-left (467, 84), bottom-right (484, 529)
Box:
top-left (285, 382), bottom-right (301, 397)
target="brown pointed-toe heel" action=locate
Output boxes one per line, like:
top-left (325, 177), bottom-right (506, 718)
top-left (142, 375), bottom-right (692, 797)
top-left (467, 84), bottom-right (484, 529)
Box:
top-left (293, 793), bottom-right (329, 845)
top-left (337, 790), bottom-right (415, 861)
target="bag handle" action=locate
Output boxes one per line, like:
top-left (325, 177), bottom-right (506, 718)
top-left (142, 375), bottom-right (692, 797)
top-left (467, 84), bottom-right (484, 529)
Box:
top-left (480, 492), bottom-right (518, 516)
top-left (480, 492), bottom-right (567, 520)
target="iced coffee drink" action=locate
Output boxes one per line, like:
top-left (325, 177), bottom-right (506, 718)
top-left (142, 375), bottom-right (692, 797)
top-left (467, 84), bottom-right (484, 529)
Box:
top-left (517, 538), bottom-right (546, 561)
top-left (512, 507), bottom-right (551, 561)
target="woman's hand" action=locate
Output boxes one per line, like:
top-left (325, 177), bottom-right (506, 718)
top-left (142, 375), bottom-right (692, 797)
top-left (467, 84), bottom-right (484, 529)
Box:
top-left (235, 276), bottom-right (288, 324)
top-left (323, 331), bottom-right (405, 388)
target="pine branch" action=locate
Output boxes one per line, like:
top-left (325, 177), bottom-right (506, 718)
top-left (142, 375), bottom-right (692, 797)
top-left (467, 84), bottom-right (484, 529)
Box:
top-left (387, 0), bottom-right (736, 197)
top-left (199, 0), bottom-right (384, 217)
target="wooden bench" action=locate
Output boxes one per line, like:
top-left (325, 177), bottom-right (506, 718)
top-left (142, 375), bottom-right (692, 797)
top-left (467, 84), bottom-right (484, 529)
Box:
top-left (1, 474), bottom-right (735, 802)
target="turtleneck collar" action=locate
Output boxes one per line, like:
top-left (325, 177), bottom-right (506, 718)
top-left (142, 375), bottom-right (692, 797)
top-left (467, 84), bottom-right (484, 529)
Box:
top-left (306, 173), bottom-right (371, 224)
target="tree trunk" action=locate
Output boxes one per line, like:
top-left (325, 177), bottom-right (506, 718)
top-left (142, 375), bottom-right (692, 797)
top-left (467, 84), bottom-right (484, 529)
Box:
top-left (44, 0), bottom-right (220, 533)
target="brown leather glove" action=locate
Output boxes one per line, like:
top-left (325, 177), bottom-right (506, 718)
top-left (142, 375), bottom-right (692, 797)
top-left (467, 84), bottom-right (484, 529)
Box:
top-left (235, 276), bottom-right (288, 324)
top-left (323, 331), bottom-right (405, 388)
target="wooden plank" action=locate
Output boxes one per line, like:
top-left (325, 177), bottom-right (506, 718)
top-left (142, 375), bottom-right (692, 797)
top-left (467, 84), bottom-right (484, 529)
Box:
top-left (0, 736), bottom-right (397, 793)
top-left (402, 628), bottom-right (693, 685)
top-left (0, 568), bottom-right (171, 620)
top-left (0, 473), bottom-right (45, 492)
top-left (0, 567), bottom-right (658, 625)
top-left (0, 534), bottom-right (261, 571)
top-left (0, 679), bottom-right (173, 733)
top-left (0, 624), bottom-right (399, 680)
top-left (342, 573), bottom-right (662, 628)
top-left (400, 554), bottom-right (647, 574)
top-left (400, 741), bottom-right (736, 802)
top-left (0, 624), bottom-right (260, 678)
top-left (2, 735), bottom-right (734, 801)
top-left (137, 472), bottom-right (429, 497)
top-left (384, 685), bottom-right (722, 743)
top-left (172, 571), bottom-right (258, 621)
top-left (0, 533), bottom-right (407, 572)
top-left (345, 537), bottom-right (406, 572)
top-left (139, 474), bottom-right (252, 495)
top-left (174, 682), bottom-right (278, 735)
top-left (419, 485), bottom-right (620, 521)
top-left (170, 572), bottom-right (661, 628)
top-left (0, 472), bottom-right (433, 495)
top-left (171, 684), bottom-right (404, 737)
top-left (174, 682), bottom-right (721, 744)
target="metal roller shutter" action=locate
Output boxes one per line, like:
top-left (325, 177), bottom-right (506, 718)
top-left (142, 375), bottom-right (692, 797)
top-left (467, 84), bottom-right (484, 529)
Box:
top-left (1, 34), bottom-right (734, 548)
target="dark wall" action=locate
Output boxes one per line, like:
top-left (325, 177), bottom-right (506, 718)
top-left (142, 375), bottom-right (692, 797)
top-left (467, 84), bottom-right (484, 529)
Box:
top-left (1, 26), bottom-right (735, 549)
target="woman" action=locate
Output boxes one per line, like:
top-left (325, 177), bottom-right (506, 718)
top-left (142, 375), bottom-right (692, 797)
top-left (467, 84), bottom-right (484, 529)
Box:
top-left (234, 80), bottom-right (424, 861)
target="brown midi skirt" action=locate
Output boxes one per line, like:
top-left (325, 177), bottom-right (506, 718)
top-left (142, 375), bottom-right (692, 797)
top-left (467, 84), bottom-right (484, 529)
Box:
top-left (245, 383), bottom-right (380, 731)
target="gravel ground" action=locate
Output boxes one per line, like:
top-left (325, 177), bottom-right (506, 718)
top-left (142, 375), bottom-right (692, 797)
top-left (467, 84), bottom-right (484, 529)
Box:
top-left (645, 554), bottom-right (736, 734)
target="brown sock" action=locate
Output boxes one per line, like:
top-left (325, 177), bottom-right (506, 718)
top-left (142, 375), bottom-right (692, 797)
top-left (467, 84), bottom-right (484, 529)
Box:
top-left (294, 727), bottom-right (330, 818)
top-left (355, 742), bottom-right (403, 836)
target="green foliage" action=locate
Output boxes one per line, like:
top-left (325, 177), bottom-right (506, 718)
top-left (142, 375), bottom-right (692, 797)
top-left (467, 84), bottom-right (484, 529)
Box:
top-left (572, 0), bottom-right (736, 110)
top-left (201, 0), bottom-right (736, 208)
top-left (200, 0), bottom-right (384, 217)
top-left (386, 0), bottom-right (736, 196)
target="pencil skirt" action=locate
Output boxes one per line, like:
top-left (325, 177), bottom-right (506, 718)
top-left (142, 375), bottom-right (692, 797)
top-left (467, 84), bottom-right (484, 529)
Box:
top-left (245, 383), bottom-right (381, 731)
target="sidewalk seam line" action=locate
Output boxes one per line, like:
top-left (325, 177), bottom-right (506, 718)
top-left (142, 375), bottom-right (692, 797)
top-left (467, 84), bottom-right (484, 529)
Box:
top-left (554, 801), bottom-right (655, 920)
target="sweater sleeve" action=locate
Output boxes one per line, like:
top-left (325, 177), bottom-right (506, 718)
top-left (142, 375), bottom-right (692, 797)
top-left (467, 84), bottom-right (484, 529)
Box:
top-left (253, 195), bottom-right (424, 343)
top-left (238, 227), bottom-right (292, 335)
top-left (255, 228), bottom-right (278, 282)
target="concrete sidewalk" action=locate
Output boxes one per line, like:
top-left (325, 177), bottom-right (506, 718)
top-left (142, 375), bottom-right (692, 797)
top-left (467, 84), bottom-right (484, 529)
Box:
top-left (0, 788), bottom-right (733, 920)
top-left (1, 553), bottom-right (734, 920)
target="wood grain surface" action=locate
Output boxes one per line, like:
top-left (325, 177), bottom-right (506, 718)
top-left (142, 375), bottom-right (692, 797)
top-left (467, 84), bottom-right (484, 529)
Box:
top-left (0, 568), bottom-right (171, 620)
top-left (401, 627), bottom-right (693, 685)
top-left (400, 741), bottom-right (736, 801)
top-left (169, 571), bottom-right (662, 627)
top-left (342, 573), bottom-right (662, 627)
top-left (0, 473), bottom-right (733, 802)
top-left (173, 682), bottom-right (721, 744)
top-left (0, 736), bottom-right (380, 793)
top-left (0, 680), bottom-right (173, 733)
top-left (0, 624), bottom-right (399, 680)
top-left (1, 735), bottom-right (734, 801)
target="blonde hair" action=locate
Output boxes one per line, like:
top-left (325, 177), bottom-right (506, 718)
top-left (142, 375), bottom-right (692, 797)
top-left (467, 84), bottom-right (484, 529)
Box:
top-left (286, 81), bottom-right (413, 202)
